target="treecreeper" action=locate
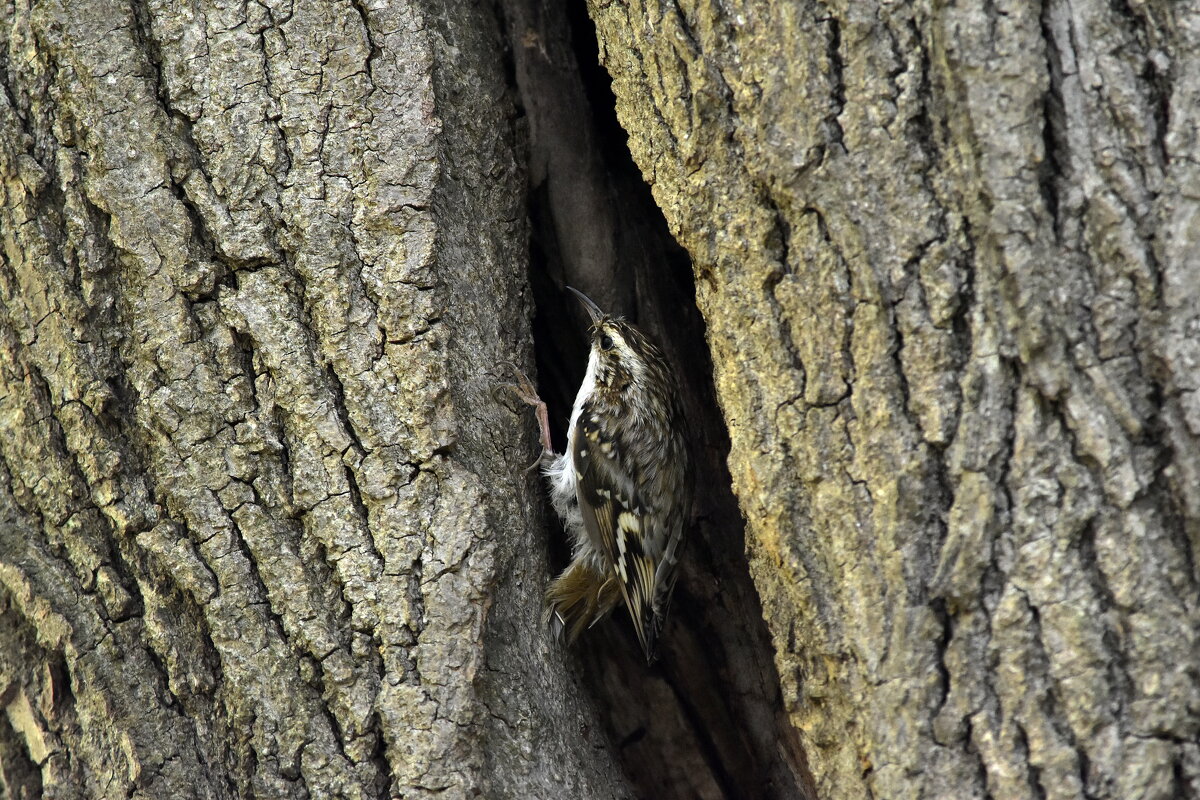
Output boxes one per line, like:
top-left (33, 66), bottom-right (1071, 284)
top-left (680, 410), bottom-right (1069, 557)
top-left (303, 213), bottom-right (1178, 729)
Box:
top-left (514, 288), bottom-right (693, 663)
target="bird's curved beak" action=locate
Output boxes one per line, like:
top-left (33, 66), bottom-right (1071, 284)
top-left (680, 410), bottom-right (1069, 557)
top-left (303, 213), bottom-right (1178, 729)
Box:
top-left (566, 286), bottom-right (605, 324)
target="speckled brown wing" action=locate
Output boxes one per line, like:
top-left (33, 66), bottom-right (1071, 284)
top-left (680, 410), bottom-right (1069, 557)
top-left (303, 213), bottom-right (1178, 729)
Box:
top-left (574, 401), bottom-right (673, 660)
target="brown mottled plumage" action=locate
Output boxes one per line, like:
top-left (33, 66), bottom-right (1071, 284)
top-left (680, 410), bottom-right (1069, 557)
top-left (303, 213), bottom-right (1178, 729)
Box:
top-left (520, 288), bottom-right (691, 662)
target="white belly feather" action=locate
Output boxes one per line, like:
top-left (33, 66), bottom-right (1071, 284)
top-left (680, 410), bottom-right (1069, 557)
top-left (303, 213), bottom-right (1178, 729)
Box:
top-left (543, 348), bottom-right (603, 572)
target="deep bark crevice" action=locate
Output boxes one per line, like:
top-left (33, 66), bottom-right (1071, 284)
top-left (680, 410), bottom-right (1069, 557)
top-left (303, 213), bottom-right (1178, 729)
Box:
top-left (1038, 0), bottom-right (1067, 240)
top-left (500, 1), bottom-right (813, 797)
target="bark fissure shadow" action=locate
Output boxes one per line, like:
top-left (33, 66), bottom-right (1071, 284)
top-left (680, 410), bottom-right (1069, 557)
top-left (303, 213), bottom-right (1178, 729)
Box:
top-left (502, 1), bottom-right (816, 797)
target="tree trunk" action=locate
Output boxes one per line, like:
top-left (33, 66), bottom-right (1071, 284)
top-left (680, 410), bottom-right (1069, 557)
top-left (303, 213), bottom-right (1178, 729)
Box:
top-left (586, 1), bottom-right (1200, 799)
top-left (0, 0), bottom-right (636, 797)
top-left (1, 0), bottom-right (815, 797)
top-left (6, 0), bottom-right (1198, 797)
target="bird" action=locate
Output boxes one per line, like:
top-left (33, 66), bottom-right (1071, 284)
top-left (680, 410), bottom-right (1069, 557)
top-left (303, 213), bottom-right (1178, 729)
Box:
top-left (512, 287), bottom-right (692, 662)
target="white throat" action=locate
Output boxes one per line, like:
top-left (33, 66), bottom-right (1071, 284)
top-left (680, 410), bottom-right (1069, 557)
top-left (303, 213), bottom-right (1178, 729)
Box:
top-left (567, 347), bottom-right (599, 449)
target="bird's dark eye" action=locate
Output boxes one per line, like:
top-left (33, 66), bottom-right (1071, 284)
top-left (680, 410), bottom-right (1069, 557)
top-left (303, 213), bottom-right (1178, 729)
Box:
top-left (599, 334), bottom-right (614, 351)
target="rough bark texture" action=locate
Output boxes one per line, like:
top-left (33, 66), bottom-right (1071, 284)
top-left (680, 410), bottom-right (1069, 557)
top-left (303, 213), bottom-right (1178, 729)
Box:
top-left (0, 0), bottom-right (636, 797)
top-left (586, 1), bottom-right (1200, 799)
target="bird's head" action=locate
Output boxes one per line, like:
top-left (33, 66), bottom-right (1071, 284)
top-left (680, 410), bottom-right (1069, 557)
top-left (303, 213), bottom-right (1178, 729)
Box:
top-left (567, 287), bottom-right (662, 396)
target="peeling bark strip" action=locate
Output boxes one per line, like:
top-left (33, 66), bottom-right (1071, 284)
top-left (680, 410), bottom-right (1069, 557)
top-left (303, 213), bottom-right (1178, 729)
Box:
top-left (586, 1), bottom-right (1200, 799)
top-left (0, 0), bottom-right (632, 797)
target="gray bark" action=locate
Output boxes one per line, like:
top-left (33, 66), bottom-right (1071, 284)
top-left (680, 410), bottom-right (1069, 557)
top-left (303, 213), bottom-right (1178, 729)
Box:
top-left (0, 0), bottom-right (632, 797)
top-left (586, 0), bottom-right (1200, 799)
top-left (9, 0), bottom-right (1195, 797)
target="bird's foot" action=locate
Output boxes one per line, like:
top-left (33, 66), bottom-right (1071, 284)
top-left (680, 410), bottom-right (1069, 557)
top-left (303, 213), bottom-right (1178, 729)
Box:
top-left (505, 365), bottom-right (554, 471)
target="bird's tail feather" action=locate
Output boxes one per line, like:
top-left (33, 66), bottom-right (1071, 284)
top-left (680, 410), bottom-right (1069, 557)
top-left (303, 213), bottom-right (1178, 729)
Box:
top-left (545, 562), bottom-right (620, 643)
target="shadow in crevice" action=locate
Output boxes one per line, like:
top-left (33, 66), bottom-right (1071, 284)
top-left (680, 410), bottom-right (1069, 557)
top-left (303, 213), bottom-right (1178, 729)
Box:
top-left (501, 1), bottom-right (816, 798)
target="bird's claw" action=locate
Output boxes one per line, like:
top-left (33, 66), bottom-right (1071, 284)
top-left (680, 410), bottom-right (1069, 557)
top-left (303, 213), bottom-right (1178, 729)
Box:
top-left (503, 364), bottom-right (554, 469)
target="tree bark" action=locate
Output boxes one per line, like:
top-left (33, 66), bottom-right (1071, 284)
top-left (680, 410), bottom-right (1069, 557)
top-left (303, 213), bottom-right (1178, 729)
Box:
top-left (0, 0), bottom-right (635, 797)
top-left (586, 1), bottom-right (1200, 799)
top-left (7, 0), bottom-right (1199, 797)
